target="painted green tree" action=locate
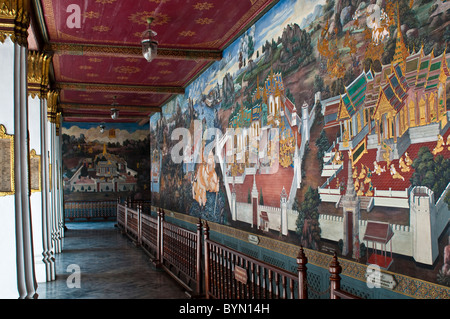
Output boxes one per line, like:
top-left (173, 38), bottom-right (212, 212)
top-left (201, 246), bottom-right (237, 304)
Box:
top-left (411, 147), bottom-right (450, 201)
top-left (295, 186), bottom-right (322, 250)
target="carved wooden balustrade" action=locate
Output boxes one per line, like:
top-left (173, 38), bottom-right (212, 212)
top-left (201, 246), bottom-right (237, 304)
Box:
top-left (203, 221), bottom-right (301, 299)
top-left (160, 211), bottom-right (203, 297)
top-left (64, 200), bottom-right (117, 222)
top-left (116, 201), bottom-right (361, 299)
top-left (116, 201), bottom-right (202, 297)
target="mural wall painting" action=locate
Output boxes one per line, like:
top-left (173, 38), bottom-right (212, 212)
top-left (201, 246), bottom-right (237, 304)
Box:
top-left (149, 0), bottom-right (450, 290)
top-left (62, 122), bottom-right (150, 202)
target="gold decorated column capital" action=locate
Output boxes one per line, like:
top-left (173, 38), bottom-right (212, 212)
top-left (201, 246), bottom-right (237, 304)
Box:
top-left (47, 90), bottom-right (59, 123)
top-left (0, 0), bottom-right (31, 46)
top-left (28, 51), bottom-right (52, 98)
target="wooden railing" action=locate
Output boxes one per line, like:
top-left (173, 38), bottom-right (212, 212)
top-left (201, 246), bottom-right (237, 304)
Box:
top-left (160, 213), bottom-right (202, 296)
top-left (117, 201), bottom-right (361, 300)
top-left (64, 200), bottom-right (117, 222)
top-left (116, 201), bottom-right (202, 297)
top-left (203, 221), bottom-right (301, 299)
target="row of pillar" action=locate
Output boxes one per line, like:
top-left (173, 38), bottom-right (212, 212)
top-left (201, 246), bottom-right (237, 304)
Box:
top-left (0, 2), bottom-right (64, 298)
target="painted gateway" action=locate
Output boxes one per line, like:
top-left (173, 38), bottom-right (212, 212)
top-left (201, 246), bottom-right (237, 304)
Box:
top-left (150, 0), bottom-right (450, 289)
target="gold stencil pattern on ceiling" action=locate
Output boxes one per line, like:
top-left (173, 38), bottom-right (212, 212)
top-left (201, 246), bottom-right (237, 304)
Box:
top-left (95, 0), bottom-right (117, 4)
top-left (195, 18), bottom-right (214, 25)
top-left (92, 25), bottom-right (111, 32)
top-left (149, 0), bottom-right (171, 3)
top-left (193, 2), bottom-right (214, 10)
top-left (113, 66), bottom-right (141, 74)
top-left (83, 11), bottom-right (100, 19)
top-left (128, 11), bottom-right (170, 26)
top-left (179, 31), bottom-right (196, 37)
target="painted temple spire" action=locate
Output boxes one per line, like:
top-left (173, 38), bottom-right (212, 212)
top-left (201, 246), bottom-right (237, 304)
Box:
top-left (392, 1), bottom-right (409, 73)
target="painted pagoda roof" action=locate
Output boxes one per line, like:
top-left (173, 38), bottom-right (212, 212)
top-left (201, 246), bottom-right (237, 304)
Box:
top-left (363, 221), bottom-right (394, 244)
top-left (338, 70), bottom-right (373, 120)
top-left (375, 63), bottom-right (409, 115)
top-left (403, 49), bottom-right (449, 91)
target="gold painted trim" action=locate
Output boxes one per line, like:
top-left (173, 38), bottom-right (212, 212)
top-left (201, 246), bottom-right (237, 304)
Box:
top-left (45, 42), bottom-right (222, 61)
top-left (27, 51), bottom-right (52, 98)
top-left (47, 90), bottom-right (59, 123)
top-left (0, 124), bottom-right (14, 196)
top-left (29, 148), bottom-right (41, 193)
top-left (56, 82), bottom-right (185, 95)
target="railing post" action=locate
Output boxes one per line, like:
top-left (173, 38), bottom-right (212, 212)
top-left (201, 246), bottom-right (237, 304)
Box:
top-left (137, 203), bottom-right (142, 246)
top-left (297, 246), bottom-right (308, 299)
top-left (124, 201), bottom-right (128, 234)
top-left (203, 221), bottom-right (210, 299)
top-left (329, 252), bottom-right (342, 299)
top-left (154, 208), bottom-right (164, 267)
top-left (195, 218), bottom-right (202, 297)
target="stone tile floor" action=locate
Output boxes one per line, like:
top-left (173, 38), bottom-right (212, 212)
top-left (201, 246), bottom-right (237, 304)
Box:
top-left (36, 221), bottom-right (188, 299)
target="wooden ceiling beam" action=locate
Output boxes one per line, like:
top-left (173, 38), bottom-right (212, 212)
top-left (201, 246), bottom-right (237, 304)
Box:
top-left (60, 103), bottom-right (161, 113)
top-left (56, 82), bottom-right (184, 95)
top-left (44, 42), bottom-right (222, 61)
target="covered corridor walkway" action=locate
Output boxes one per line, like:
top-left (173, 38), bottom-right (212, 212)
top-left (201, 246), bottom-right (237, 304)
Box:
top-left (36, 222), bottom-right (188, 299)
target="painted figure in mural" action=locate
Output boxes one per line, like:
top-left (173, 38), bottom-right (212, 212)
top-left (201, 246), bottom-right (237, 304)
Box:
top-left (399, 156), bottom-right (411, 173)
top-left (432, 134), bottom-right (445, 155)
top-left (390, 164), bottom-right (404, 181)
top-left (404, 152), bottom-right (413, 166)
top-left (373, 160), bottom-right (386, 175)
top-left (332, 149), bottom-right (343, 165)
top-left (192, 150), bottom-right (219, 207)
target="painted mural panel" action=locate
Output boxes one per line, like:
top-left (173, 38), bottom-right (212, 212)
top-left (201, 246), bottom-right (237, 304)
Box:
top-left (62, 122), bottom-right (150, 201)
top-left (150, 0), bottom-right (450, 290)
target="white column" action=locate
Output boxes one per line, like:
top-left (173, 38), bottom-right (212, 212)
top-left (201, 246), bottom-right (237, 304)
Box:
top-left (41, 97), bottom-right (55, 281)
top-left (28, 95), bottom-right (46, 283)
top-left (14, 41), bottom-right (37, 299)
top-left (0, 35), bottom-right (19, 299)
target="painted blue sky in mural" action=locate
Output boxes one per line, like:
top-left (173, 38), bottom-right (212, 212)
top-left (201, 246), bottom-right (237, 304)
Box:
top-left (62, 121), bottom-right (149, 133)
top-left (185, 0), bottom-right (325, 102)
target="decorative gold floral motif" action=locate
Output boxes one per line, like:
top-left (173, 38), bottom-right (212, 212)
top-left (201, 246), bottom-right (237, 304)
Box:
top-left (92, 25), bottom-right (110, 32)
top-left (95, 0), bottom-right (117, 4)
top-left (88, 57), bottom-right (103, 63)
top-left (117, 76), bottom-right (129, 80)
top-left (104, 94), bottom-right (124, 99)
top-left (113, 66), bottom-right (141, 74)
top-left (83, 11), bottom-right (100, 19)
top-left (149, 0), bottom-right (170, 3)
top-left (79, 65), bottom-right (93, 70)
top-left (157, 61), bottom-right (170, 66)
top-left (86, 73), bottom-right (99, 77)
top-left (148, 76), bottom-right (160, 81)
top-left (195, 17), bottom-right (214, 25)
top-left (159, 70), bottom-right (173, 75)
top-left (193, 2), bottom-right (214, 10)
top-left (125, 57), bottom-right (140, 63)
top-left (179, 30), bottom-right (196, 37)
top-left (128, 11), bottom-right (170, 26)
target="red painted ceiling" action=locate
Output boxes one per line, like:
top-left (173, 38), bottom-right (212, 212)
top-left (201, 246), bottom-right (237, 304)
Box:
top-left (30, 0), bottom-right (279, 123)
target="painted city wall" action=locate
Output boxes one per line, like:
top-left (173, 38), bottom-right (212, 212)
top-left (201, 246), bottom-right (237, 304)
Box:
top-left (62, 122), bottom-right (150, 202)
top-left (150, 0), bottom-right (450, 292)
